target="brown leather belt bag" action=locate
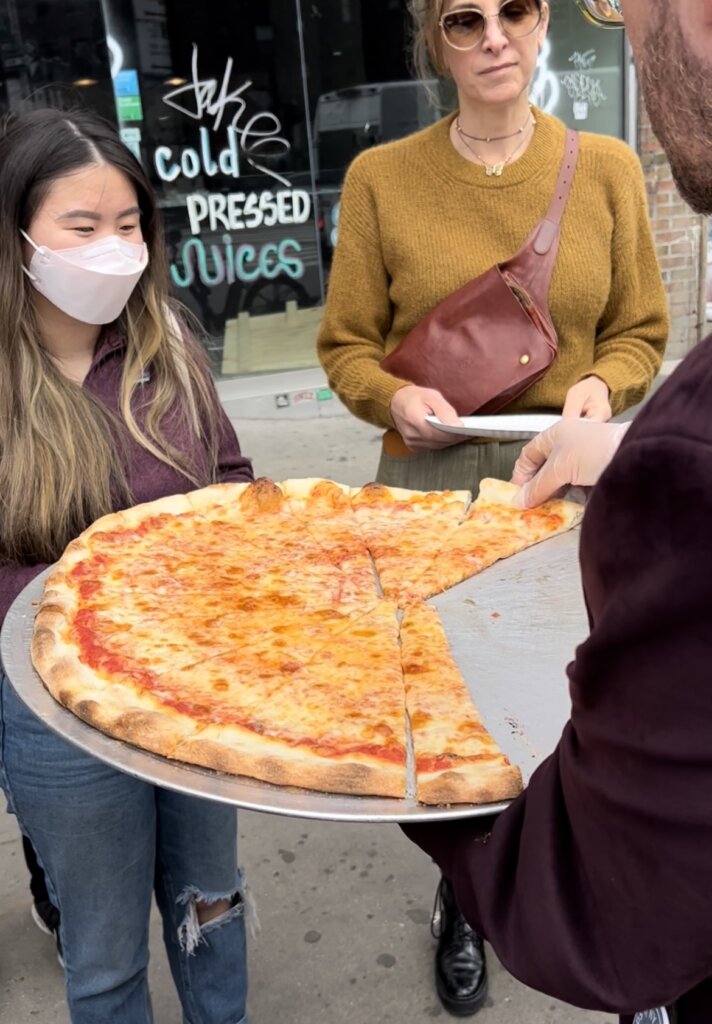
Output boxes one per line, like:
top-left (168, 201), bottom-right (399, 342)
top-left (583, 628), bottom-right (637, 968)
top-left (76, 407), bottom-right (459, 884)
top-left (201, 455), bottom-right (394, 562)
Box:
top-left (380, 130), bottom-right (580, 417)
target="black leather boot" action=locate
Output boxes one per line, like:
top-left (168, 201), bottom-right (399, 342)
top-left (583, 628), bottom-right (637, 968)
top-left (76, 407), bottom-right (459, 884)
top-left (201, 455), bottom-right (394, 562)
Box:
top-left (432, 875), bottom-right (488, 1016)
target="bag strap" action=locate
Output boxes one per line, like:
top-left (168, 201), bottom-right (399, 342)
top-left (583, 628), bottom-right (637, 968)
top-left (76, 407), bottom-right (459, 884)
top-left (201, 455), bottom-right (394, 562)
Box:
top-left (532, 129), bottom-right (580, 255)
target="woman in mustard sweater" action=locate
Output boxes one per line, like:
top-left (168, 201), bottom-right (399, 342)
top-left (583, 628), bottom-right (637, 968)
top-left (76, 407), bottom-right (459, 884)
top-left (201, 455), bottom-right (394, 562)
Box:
top-left (317, 0), bottom-right (668, 1016)
top-left (318, 1), bottom-right (668, 491)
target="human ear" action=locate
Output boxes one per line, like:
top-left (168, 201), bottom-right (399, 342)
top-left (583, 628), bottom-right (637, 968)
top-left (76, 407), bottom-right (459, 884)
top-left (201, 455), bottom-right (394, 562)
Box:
top-left (538, 0), bottom-right (550, 43)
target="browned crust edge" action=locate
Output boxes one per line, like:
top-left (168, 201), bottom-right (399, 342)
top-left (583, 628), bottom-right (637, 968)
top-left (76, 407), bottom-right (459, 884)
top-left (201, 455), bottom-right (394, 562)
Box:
top-left (351, 482), bottom-right (471, 507)
top-left (173, 735), bottom-right (407, 798)
top-left (279, 478), bottom-right (354, 501)
top-left (184, 482), bottom-right (250, 513)
top-left (416, 763), bottom-right (523, 806)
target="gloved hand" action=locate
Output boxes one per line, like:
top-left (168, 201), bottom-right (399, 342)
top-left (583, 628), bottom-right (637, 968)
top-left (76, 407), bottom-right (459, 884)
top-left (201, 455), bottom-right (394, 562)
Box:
top-left (511, 419), bottom-right (630, 508)
top-left (389, 385), bottom-right (464, 451)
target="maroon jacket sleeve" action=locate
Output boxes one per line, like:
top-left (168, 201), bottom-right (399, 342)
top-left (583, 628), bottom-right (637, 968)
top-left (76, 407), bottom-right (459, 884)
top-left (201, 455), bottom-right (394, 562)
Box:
top-left (403, 337), bottom-right (712, 1017)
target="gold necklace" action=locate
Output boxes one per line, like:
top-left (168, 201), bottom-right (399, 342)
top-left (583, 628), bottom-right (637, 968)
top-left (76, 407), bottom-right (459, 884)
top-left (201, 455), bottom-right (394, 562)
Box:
top-left (455, 115), bottom-right (536, 176)
top-left (457, 107), bottom-right (533, 143)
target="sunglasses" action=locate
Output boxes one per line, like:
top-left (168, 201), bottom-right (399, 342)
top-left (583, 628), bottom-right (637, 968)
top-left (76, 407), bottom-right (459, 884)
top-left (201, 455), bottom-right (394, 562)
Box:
top-left (439, 0), bottom-right (543, 51)
top-left (574, 0), bottom-right (624, 27)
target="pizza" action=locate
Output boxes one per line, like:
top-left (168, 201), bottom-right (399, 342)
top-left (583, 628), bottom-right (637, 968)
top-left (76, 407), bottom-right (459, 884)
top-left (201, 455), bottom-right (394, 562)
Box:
top-left (31, 477), bottom-right (582, 805)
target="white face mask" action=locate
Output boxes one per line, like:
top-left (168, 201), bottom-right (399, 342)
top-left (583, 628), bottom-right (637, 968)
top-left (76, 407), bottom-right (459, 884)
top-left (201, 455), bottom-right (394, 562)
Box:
top-left (21, 230), bottom-right (149, 325)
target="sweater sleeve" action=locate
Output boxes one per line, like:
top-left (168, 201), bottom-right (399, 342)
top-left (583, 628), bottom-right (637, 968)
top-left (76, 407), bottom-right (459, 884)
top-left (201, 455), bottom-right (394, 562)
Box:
top-left (402, 415), bottom-right (712, 1014)
top-left (583, 150), bottom-right (669, 415)
top-left (316, 156), bottom-right (413, 429)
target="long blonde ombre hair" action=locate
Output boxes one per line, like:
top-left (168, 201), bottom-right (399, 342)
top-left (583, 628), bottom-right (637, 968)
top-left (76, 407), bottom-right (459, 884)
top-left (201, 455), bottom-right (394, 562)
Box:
top-left (0, 108), bottom-right (223, 565)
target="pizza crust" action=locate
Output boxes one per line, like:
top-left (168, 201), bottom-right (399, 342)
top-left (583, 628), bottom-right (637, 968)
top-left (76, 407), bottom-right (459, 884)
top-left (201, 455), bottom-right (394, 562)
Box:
top-left (173, 729), bottom-right (406, 798)
top-left (416, 762), bottom-right (523, 806)
top-left (113, 493), bottom-right (194, 527)
top-left (476, 478), bottom-right (520, 506)
top-left (36, 677), bottom-right (194, 757)
top-left (185, 482), bottom-right (251, 513)
top-left (352, 482), bottom-right (471, 505)
top-left (278, 478), bottom-right (354, 500)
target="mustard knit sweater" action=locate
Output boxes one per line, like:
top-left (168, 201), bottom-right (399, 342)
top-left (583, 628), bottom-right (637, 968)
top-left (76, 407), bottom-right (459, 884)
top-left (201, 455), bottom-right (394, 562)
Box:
top-left (317, 110), bottom-right (669, 429)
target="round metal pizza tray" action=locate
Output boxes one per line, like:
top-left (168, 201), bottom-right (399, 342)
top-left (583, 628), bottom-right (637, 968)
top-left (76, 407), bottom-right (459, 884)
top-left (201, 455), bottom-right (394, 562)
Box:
top-left (1, 531), bottom-right (587, 823)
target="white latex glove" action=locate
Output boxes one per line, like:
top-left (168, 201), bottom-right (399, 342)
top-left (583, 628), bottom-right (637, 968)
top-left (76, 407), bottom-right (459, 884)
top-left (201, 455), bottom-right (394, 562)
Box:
top-left (389, 385), bottom-right (464, 451)
top-left (562, 375), bottom-right (612, 422)
top-left (511, 419), bottom-right (630, 508)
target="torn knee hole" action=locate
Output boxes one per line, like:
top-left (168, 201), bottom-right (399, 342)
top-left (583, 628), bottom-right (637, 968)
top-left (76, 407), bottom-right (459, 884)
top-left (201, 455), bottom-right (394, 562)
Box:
top-left (196, 895), bottom-right (234, 925)
top-left (177, 886), bottom-right (250, 954)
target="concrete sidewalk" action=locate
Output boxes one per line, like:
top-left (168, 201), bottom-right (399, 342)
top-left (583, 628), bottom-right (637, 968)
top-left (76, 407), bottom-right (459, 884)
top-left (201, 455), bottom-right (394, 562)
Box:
top-left (0, 412), bottom-right (618, 1024)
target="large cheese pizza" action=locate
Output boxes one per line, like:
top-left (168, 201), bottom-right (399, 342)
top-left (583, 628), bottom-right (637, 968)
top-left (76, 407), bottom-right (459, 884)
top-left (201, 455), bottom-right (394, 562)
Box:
top-left (31, 477), bottom-right (582, 805)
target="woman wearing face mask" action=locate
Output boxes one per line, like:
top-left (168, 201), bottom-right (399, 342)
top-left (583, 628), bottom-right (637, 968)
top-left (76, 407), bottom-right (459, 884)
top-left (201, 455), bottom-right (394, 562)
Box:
top-left (317, 0), bottom-right (668, 1016)
top-left (0, 108), bottom-right (254, 1024)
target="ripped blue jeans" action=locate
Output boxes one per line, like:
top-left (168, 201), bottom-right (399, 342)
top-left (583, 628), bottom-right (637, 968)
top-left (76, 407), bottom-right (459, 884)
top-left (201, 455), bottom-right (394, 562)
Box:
top-left (0, 674), bottom-right (248, 1024)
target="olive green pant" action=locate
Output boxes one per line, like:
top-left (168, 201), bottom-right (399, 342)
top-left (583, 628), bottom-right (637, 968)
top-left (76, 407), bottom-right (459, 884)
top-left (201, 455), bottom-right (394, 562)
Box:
top-left (375, 439), bottom-right (526, 494)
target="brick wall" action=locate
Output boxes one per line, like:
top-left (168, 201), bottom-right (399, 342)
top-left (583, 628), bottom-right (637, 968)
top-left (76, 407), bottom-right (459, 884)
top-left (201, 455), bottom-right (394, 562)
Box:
top-left (638, 102), bottom-right (707, 359)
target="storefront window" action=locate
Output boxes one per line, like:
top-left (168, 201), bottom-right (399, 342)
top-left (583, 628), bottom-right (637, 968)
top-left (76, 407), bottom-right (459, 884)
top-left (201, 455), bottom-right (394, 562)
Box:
top-left (530, 3), bottom-right (625, 137)
top-left (101, 0), bottom-right (319, 377)
top-left (0, 0), bottom-right (626, 382)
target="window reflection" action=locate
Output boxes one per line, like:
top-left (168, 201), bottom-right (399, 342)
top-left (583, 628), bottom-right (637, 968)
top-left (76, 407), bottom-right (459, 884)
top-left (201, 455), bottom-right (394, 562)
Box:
top-left (0, 0), bottom-right (114, 118)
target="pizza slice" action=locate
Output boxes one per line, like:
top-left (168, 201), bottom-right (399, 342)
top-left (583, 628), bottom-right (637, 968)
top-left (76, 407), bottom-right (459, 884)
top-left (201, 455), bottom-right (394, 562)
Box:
top-left (170, 600), bottom-right (408, 798)
top-left (187, 477), bottom-right (376, 612)
top-left (349, 483), bottom-right (471, 606)
top-left (400, 604), bottom-right (523, 805)
top-left (402, 478), bottom-right (584, 605)
top-left (35, 580), bottom-right (409, 798)
top-left (279, 478), bottom-right (377, 595)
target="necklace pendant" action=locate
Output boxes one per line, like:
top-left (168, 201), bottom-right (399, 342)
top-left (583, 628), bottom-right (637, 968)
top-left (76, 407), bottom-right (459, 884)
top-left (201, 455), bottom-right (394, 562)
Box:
top-left (487, 162), bottom-right (505, 177)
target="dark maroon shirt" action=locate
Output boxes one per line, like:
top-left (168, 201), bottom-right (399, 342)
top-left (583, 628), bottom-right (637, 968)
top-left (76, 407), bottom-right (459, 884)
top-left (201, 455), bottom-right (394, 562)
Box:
top-left (403, 335), bottom-right (712, 1022)
top-left (0, 330), bottom-right (253, 625)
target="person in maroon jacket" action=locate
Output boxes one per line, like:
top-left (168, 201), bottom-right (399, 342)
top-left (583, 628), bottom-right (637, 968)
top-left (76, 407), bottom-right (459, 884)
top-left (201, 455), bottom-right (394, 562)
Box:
top-left (403, 3), bottom-right (712, 1023)
top-left (0, 108), bottom-right (253, 1024)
